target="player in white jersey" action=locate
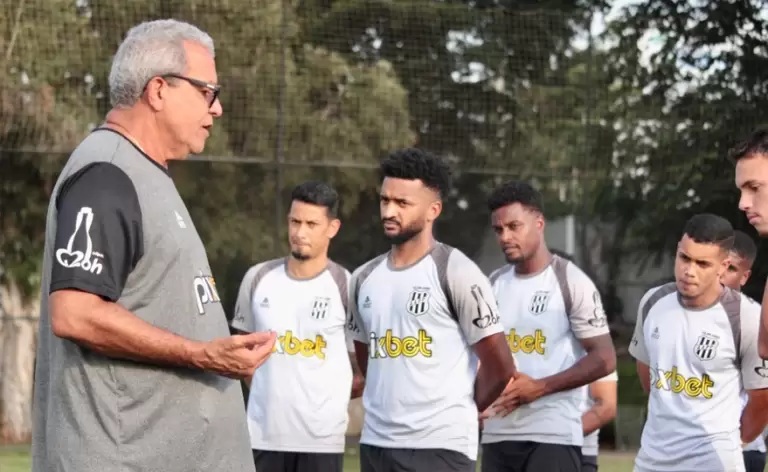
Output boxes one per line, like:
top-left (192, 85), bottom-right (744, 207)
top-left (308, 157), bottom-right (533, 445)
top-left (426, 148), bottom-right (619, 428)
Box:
top-left (230, 181), bottom-right (364, 472)
top-left (580, 372), bottom-right (618, 472)
top-left (721, 229), bottom-right (767, 472)
top-left (346, 148), bottom-right (517, 472)
top-left (730, 131), bottom-right (768, 359)
top-left (630, 213), bottom-right (768, 472)
top-left (479, 180), bottom-right (617, 472)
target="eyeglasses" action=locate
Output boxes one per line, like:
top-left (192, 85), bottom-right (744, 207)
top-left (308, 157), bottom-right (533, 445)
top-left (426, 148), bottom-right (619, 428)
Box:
top-left (163, 74), bottom-right (221, 108)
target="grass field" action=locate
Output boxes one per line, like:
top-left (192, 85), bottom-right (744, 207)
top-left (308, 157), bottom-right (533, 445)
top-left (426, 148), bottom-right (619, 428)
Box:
top-left (0, 445), bottom-right (642, 472)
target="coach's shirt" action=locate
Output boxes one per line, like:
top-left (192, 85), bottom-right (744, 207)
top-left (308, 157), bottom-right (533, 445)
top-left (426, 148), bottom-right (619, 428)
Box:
top-left (581, 371), bottom-right (618, 457)
top-left (230, 258), bottom-right (353, 453)
top-left (31, 128), bottom-right (254, 472)
top-left (346, 243), bottom-right (504, 460)
top-left (629, 283), bottom-right (768, 472)
top-left (482, 255), bottom-right (610, 447)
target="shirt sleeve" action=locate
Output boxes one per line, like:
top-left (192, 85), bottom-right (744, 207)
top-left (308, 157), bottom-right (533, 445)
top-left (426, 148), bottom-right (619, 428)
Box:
top-left (629, 289), bottom-right (655, 365)
top-left (345, 269), bottom-right (368, 344)
top-left (230, 264), bottom-right (263, 333)
top-left (564, 263), bottom-right (611, 340)
top-left (595, 370), bottom-right (619, 383)
top-left (740, 297), bottom-right (768, 391)
top-left (445, 250), bottom-right (505, 346)
top-left (49, 162), bottom-right (143, 302)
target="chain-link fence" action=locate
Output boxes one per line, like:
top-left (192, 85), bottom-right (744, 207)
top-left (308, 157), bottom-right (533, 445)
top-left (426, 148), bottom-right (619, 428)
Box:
top-left (4, 0), bottom-right (768, 452)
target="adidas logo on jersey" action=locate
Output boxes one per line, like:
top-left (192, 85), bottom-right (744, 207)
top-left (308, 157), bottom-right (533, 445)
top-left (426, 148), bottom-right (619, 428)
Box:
top-left (362, 296), bottom-right (372, 309)
top-left (650, 365), bottom-right (714, 399)
top-left (260, 297), bottom-right (270, 308)
top-left (369, 329), bottom-right (433, 359)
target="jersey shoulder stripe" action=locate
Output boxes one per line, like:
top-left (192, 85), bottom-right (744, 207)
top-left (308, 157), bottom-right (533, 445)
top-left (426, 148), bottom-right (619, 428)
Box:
top-left (248, 257), bottom-right (286, 295)
top-left (327, 260), bottom-right (351, 312)
top-left (489, 264), bottom-right (513, 285)
top-left (640, 282), bottom-right (677, 322)
top-left (431, 243), bottom-right (457, 320)
top-left (351, 253), bottom-right (387, 302)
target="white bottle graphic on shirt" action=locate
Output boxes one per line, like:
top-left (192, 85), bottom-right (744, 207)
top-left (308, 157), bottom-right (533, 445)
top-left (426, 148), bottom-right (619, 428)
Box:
top-left (55, 207), bottom-right (103, 275)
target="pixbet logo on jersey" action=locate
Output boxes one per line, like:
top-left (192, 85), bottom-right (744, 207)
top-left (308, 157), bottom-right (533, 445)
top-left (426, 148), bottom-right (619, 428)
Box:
top-left (55, 207), bottom-right (104, 275)
top-left (506, 329), bottom-right (547, 355)
top-left (369, 329), bottom-right (433, 359)
top-left (193, 272), bottom-right (221, 315)
top-left (273, 331), bottom-right (327, 359)
top-left (651, 365), bottom-right (714, 399)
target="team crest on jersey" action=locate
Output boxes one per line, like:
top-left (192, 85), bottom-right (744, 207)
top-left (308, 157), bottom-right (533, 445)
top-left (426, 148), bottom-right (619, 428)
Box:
top-left (406, 287), bottom-right (431, 316)
top-left (528, 291), bottom-right (551, 315)
top-left (693, 333), bottom-right (719, 361)
top-left (311, 297), bottom-right (331, 319)
top-left (755, 360), bottom-right (768, 378)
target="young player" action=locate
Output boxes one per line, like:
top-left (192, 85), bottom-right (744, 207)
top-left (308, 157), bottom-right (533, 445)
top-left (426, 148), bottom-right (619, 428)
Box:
top-left (630, 214), bottom-right (768, 472)
top-left (720, 230), bottom-right (767, 472)
top-left (479, 180), bottom-right (617, 472)
top-left (231, 181), bottom-right (363, 472)
top-left (346, 148), bottom-right (517, 472)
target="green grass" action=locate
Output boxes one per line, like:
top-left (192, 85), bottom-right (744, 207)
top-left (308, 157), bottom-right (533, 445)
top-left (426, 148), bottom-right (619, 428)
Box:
top-left (1, 445), bottom-right (640, 472)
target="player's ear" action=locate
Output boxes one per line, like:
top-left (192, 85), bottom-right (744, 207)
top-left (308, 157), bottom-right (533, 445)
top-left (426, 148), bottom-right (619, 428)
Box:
top-left (741, 269), bottom-right (752, 287)
top-left (427, 199), bottom-right (442, 222)
top-left (326, 217), bottom-right (341, 239)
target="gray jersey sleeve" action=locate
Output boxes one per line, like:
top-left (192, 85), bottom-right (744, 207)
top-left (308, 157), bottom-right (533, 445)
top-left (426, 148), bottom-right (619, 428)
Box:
top-left (346, 256), bottom-right (385, 344)
top-left (629, 288), bottom-right (658, 364)
top-left (328, 261), bottom-right (355, 353)
top-left (739, 297), bottom-right (768, 391)
top-left (230, 259), bottom-right (283, 332)
top-left (444, 249), bottom-right (504, 346)
top-left (563, 262), bottom-right (611, 340)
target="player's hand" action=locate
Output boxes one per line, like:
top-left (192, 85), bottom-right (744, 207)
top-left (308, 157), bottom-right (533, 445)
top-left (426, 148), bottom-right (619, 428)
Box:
top-left (478, 407), bottom-right (494, 430)
top-left (199, 331), bottom-right (277, 380)
top-left (497, 372), bottom-right (546, 413)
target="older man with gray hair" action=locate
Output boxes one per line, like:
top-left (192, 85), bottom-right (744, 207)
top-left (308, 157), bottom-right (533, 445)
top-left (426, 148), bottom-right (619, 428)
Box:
top-left (31, 19), bottom-right (274, 472)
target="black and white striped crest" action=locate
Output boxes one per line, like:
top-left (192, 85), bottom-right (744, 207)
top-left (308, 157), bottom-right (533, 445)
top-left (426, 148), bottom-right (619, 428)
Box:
top-left (406, 288), bottom-right (430, 316)
top-left (311, 297), bottom-right (330, 319)
top-left (693, 334), bottom-right (719, 361)
top-left (528, 291), bottom-right (551, 315)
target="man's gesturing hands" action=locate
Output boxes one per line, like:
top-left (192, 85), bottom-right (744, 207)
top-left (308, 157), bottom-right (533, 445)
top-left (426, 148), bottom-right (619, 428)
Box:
top-left (479, 372), bottom-right (548, 427)
top-left (195, 331), bottom-right (277, 380)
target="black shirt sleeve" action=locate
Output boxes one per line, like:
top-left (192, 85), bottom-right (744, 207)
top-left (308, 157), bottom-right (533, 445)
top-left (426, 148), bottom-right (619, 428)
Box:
top-left (50, 162), bottom-right (144, 302)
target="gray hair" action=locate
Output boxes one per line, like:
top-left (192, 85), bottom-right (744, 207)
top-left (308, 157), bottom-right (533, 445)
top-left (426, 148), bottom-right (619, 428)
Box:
top-left (108, 19), bottom-right (215, 108)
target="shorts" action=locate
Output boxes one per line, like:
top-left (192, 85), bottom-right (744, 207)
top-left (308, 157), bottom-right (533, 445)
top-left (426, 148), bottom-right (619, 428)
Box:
top-left (252, 449), bottom-right (343, 472)
top-left (581, 454), bottom-right (598, 472)
top-left (481, 441), bottom-right (582, 472)
top-left (743, 450), bottom-right (766, 472)
top-left (359, 444), bottom-right (475, 472)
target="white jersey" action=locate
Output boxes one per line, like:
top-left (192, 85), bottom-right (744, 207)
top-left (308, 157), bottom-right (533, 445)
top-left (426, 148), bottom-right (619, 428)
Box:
top-left (581, 371), bottom-right (618, 457)
top-left (230, 258), bottom-right (352, 453)
top-left (482, 255), bottom-right (611, 447)
top-left (346, 242), bottom-right (504, 460)
top-left (629, 283), bottom-right (768, 472)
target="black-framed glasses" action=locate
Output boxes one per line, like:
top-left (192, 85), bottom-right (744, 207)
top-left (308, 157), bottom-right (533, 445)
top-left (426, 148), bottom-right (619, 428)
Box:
top-left (163, 73), bottom-right (221, 108)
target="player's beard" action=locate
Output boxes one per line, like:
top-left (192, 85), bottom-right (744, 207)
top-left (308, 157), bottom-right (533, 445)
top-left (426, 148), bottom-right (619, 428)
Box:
top-left (290, 250), bottom-right (311, 261)
top-left (384, 220), bottom-right (424, 246)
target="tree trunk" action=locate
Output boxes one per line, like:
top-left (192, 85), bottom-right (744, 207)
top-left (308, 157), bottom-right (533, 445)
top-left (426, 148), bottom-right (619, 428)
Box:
top-left (0, 279), bottom-right (39, 444)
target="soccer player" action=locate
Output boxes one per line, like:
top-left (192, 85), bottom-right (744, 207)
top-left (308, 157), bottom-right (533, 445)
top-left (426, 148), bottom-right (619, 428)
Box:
top-left (730, 130), bottom-right (768, 358)
top-left (32, 20), bottom-right (273, 472)
top-left (479, 180), bottom-right (617, 472)
top-left (346, 148), bottom-right (517, 472)
top-left (630, 213), bottom-right (768, 472)
top-left (720, 230), bottom-right (767, 472)
top-left (230, 181), bottom-right (364, 472)
top-left (580, 373), bottom-right (618, 472)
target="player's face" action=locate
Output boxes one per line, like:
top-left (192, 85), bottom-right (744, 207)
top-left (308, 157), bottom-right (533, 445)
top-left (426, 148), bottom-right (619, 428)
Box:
top-left (735, 154), bottom-right (768, 235)
top-left (674, 235), bottom-right (729, 300)
top-left (720, 251), bottom-right (752, 291)
top-left (490, 203), bottom-right (544, 264)
top-left (287, 200), bottom-right (340, 260)
top-left (379, 177), bottom-right (441, 245)
top-left (156, 41), bottom-right (223, 158)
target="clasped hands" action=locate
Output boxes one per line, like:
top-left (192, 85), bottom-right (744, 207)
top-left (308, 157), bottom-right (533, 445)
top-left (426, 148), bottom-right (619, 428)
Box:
top-left (479, 372), bottom-right (547, 429)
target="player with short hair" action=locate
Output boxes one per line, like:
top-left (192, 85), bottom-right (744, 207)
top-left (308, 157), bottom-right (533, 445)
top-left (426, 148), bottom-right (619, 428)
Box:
top-left (729, 131), bottom-right (768, 358)
top-left (479, 180), bottom-right (617, 472)
top-left (720, 230), bottom-right (767, 472)
top-left (630, 213), bottom-right (768, 472)
top-left (231, 180), bottom-right (363, 472)
top-left (346, 148), bottom-right (517, 472)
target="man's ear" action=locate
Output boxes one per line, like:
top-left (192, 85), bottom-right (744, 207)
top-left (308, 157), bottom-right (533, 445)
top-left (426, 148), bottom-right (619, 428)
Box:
top-left (327, 218), bottom-right (341, 239)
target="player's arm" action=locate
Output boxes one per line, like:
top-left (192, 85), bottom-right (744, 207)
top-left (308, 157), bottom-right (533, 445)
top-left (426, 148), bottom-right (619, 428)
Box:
top-left (760, 284), bottom-right (768, 359)
top-left (346, 271), bottom-right (370, 381)
top-left (582, 373), bottom-right (618, 436)
top-left (347, 336), bottom-right (365, 398)
top-left (739, 299), bottom-right (768, 444)
top-left (50, 163), bottom-right (275, 379)
top-left (629, 290), bottom-right (653, 394)
top-left (446, 254), bottom-right (516, 412)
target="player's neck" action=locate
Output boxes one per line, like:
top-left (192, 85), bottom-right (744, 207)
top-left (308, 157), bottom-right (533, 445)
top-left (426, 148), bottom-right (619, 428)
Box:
top-left (679, 284), bottom-right (724, 310)
top-left (286, 255), bottom-right (329, 280)
top-left (390, 233), bottom-right (436, 269)
top-left (514, 246), bottom-right (552, 275)
top-left (103, 109), bottom-right (176, 167)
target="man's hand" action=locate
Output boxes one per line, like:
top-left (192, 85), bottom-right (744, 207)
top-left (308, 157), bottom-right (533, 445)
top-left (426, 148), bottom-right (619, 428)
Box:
top-left (196, 331), bottom-right (277, 380)
top-left (491, 372), bottom-right (545, 417)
